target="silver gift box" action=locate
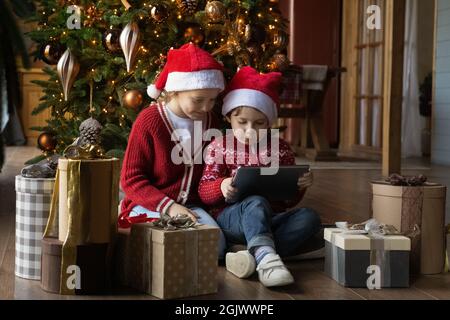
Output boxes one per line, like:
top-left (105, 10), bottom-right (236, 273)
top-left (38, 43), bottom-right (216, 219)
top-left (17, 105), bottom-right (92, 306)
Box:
top-left (324, 228), bottom-right (411, 288)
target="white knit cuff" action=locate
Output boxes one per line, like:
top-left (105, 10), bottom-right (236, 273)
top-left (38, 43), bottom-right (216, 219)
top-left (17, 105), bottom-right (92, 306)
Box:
top-left (164, 70), bottom-right (225, 93)
top-left (222, 89), bottom-right (278, 125)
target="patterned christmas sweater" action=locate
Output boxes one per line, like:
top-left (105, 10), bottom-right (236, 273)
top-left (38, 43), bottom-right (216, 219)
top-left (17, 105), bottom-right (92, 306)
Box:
top-left (198, 133), bottom-right (306, 219)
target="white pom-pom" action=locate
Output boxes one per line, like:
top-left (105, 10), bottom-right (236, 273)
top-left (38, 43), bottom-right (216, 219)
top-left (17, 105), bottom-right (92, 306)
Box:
top-left (147, 84), bottom-right (161, 99)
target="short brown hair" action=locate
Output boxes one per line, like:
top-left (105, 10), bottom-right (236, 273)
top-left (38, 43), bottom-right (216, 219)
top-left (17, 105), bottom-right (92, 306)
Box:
top-left (227, 106), bottom-right (245, 117)
top-left (158, 90), bottom-right (177, 104)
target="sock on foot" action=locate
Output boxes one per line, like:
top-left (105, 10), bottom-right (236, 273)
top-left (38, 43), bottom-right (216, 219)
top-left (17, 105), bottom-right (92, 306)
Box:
top-left (253, 246), bottom-right (276, 265)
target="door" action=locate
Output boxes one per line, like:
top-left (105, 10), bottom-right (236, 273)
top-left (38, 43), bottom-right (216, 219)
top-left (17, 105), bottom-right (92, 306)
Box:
top-left (279, 0), bottom-right (342, 148)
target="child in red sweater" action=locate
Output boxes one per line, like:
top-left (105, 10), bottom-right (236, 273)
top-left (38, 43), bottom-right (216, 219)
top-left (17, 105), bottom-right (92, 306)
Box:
top-left (119, 44), bottom-right (227, 258)
top-left (198, 67), bottom-right (321, 287)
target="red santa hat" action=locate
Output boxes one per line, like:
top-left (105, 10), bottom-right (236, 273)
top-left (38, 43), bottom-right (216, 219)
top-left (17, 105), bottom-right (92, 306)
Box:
top-left (222, 66), bottom-right (282, 126)
top-left (147, 43), bottom-right (225, 99)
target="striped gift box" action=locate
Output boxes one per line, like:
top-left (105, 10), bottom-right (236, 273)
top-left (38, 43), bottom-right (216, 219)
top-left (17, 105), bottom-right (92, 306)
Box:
top-left (15, 175), bottom-right (55, 280)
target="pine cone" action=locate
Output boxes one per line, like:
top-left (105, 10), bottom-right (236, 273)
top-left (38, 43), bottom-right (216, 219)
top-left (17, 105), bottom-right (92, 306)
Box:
top-left (177, 0), bottom-right (198, 15)
top-left (79, 117), bottom-right (103, 146)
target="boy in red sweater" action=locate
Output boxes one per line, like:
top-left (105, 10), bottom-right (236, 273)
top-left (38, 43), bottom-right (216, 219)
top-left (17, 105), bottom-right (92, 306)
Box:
top-left (198, 67), bottom-right (321, 287)
top-left (119, 44), bottom-right (227, 258)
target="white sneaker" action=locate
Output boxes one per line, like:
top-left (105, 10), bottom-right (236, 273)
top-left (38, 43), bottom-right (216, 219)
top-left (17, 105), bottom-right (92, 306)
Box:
top-left (225, 250), bottom-right (256, 279)
top-left (256, 253), bottom-right (294, 287)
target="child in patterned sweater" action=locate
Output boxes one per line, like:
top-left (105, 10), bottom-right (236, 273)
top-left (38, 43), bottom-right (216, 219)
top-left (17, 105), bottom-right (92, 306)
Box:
top-left (198, 67), bottom-right (321, 287)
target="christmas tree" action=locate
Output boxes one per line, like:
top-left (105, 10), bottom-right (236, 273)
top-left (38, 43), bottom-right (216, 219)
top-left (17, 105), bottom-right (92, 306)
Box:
top-left (26, 0), bottom-right (289, 163)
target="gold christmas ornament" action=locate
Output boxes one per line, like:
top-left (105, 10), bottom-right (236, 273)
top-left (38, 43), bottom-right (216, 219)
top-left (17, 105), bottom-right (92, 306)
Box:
top-left (38, 132), bottom-right (57, 152)
top-left (40, 42), bottom-right (65, 65)
top-left (176, 0), bottom-right (198, 15)
top-left (103, 29), bottom-right (121, 52)
top-left (151, 4), bottom-right (170, 23)
top-left (120, 22), bottom-right (141, 72)
top-left (123, 90), bottom-right (143, 109)
top-left (184, 25), bottom-right (205, 46)
top-left (57, 48), bottom-right (80, 101)
top-left (205, 1), bottom-right (226, 23)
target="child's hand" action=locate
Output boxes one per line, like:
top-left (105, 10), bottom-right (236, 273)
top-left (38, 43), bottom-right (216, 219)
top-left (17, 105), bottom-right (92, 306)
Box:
top-left (221, 177), bottom-right (238, 203)
top-left (166, 203), bottom-right (199, 223)
top-left (298, 171), bottom-right (313, 191)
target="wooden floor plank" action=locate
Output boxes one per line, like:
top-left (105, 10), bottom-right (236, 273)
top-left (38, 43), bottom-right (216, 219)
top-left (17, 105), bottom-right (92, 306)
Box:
top-left (0, 229), bottom-right (16, 300)
top-left (277, 261), bottom-right (365, 300)
top-left (349, 287), bottom-right (436, 300)
top-left (14, 279), bottom-right (161, 300)
top-left (411, 274), bottom-right (450, 300)
top-left (192, 267), bottom-right (294, 300)
top-left (0, 216), bottom-right (13, 270)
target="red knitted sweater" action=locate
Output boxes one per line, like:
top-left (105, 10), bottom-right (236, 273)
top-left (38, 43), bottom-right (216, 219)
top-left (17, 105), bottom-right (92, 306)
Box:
top-left (198, 133), bottom-right (305, 219)
top-left (119, 102), bottom-right (218, 228)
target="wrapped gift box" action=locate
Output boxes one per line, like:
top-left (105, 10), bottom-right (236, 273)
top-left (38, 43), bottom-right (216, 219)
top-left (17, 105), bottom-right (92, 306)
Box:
top-left (15, 176), bottom-right (55, 280)
top-left (324, 228), bottom-right (411, 288)
top-left (114, 223), bottom-right (220, 299)
top-left (41, 237), bottom-right (110, 294)
top-left (371, 181), bottom-right (447, 274)
top-left (42, 158), bottom-right (120, 295)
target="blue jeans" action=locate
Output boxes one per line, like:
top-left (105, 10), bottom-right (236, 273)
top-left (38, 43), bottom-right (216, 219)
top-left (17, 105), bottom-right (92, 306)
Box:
top-left (130, 204), bottom-right (227, 260)
top-left (216, 195), bottom-right (321, 257)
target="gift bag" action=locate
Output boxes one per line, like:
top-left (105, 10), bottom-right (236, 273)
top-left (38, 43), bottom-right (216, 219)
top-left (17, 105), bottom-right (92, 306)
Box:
top-left (15, 176), bottom-right (55, 280)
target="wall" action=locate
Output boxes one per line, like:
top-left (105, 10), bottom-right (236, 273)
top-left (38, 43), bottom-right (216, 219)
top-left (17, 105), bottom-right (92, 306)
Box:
top-left (432, 0), bottom-right (450, 165)
top-left (417, 0), bottom-right (436, 84)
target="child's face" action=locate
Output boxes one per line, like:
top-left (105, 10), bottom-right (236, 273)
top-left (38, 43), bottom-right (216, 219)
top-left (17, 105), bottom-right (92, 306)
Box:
top-left (226, 106), bottom-right (269, 144)
top-left (173, 88), bottom-right (220, 120)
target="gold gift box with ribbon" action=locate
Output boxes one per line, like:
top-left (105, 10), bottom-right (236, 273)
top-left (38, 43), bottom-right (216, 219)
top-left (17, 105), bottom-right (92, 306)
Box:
top-left (115, 221), bottom-right (220, 299)
top-left (43, 157), bottom-right (120, 295)
top-left (371, 179), bottom-right (447, 274)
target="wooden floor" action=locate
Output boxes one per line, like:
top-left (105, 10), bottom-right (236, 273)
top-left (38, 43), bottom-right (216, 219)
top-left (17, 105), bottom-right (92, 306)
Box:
top-left (1, 146), bottom-right (449, 300)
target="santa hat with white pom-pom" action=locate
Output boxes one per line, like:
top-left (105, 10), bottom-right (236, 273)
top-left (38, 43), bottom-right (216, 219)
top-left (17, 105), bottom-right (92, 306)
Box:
top-left (222, 66), bottom-right (282, 126)
top-left (147, 43), bottom-right (225, 99)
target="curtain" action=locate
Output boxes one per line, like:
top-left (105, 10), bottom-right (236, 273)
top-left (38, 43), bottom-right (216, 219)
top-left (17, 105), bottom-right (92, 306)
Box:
top-left (401, 0), bottom-right (422, 158)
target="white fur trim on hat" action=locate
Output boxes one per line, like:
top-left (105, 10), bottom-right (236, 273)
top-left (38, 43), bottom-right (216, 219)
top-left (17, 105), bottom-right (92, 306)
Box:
top-left (222, 89), bottom-right (278, 125)
top-left (147, 84), bottom-right (162, 99)
top-left (164, 70), bottom-right (225, 93)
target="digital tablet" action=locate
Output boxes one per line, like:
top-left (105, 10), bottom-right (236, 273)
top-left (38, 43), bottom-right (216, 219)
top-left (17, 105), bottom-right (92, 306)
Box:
top-left (231, 165), bottom-right (310, 202)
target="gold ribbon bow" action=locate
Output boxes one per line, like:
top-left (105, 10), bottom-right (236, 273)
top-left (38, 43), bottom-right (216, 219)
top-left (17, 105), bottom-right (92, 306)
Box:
top-left (63, 143), bottom-right (109, 160)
